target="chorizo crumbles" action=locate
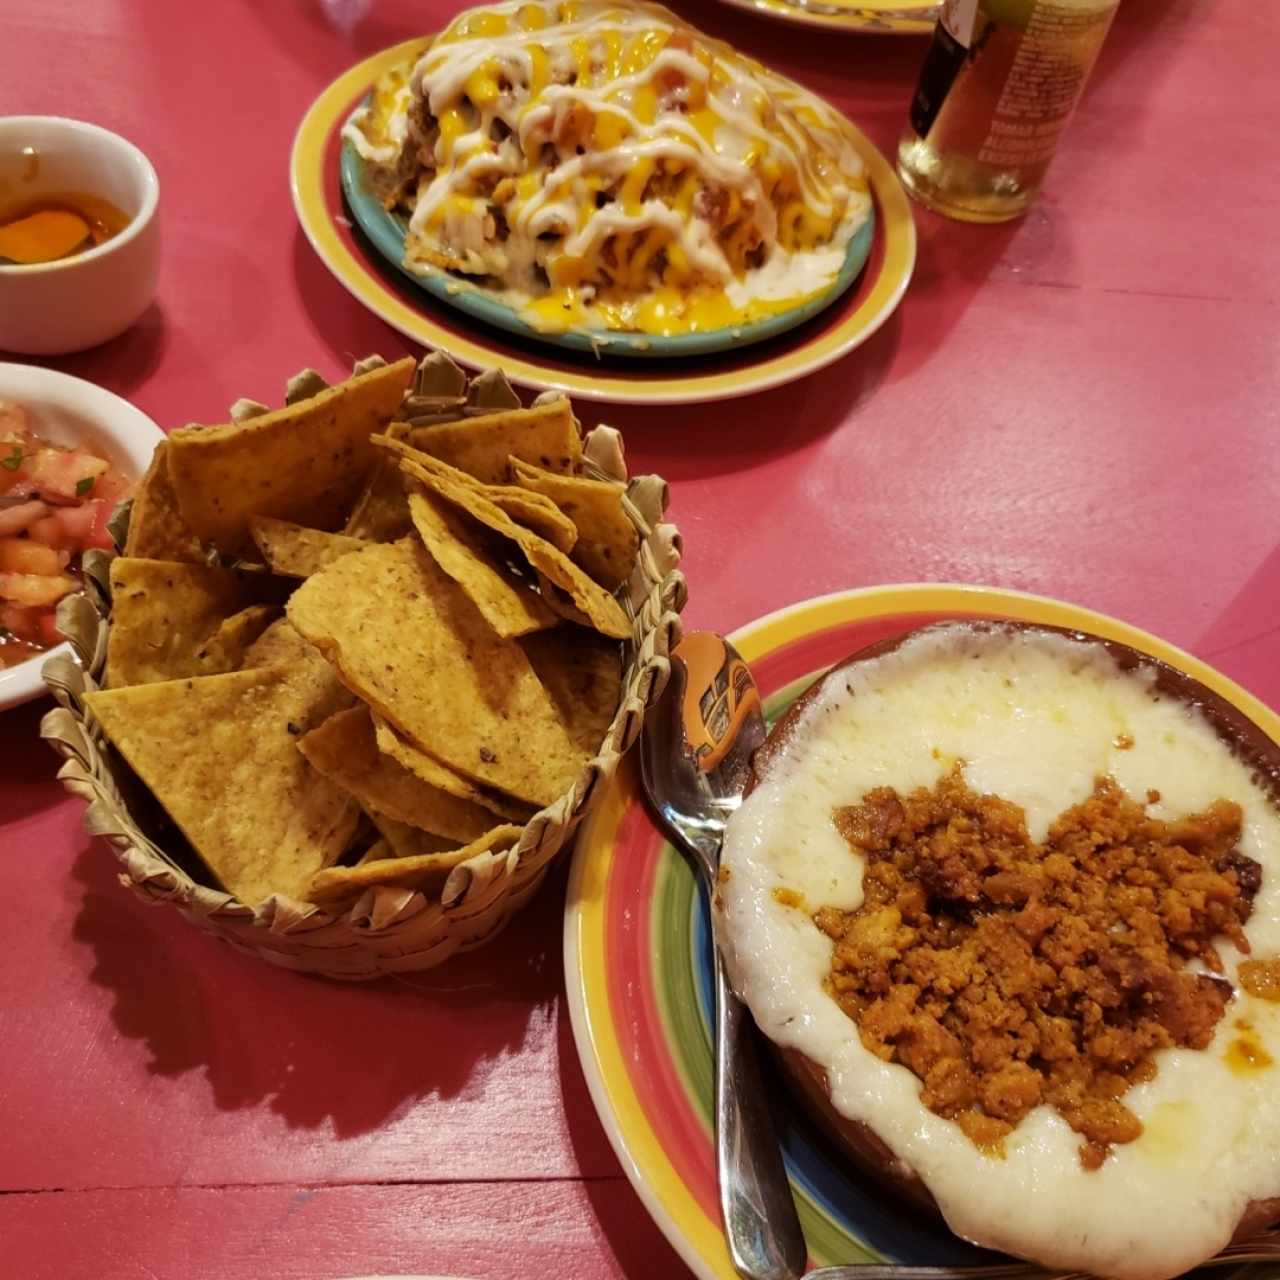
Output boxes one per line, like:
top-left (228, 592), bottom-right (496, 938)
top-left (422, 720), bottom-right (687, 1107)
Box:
top-left (815, 765), bottom-right (1261, 1169)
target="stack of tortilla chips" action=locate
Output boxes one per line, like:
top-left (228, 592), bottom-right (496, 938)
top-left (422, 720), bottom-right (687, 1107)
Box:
top-left (86, 357), bottom-right (636, 909)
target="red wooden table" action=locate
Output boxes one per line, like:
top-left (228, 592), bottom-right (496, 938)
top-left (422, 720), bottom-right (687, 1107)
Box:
top-left (2, 1), bottom-right (1277, 1276)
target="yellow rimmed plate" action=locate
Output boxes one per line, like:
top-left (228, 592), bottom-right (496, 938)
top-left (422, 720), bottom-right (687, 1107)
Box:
top-left (716, 0), bottom-right (938, 34)
top-left (290, 39), bottom-right (917, 406)
top-left (563, 582), bottom-right (1280, 1278)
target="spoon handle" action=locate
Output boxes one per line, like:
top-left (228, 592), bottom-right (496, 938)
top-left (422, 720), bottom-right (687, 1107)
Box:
top-left (716, 944), bottom-right (809, 1280)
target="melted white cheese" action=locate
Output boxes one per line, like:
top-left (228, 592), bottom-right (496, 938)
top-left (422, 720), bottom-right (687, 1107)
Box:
top-left (718, 625), bottom-right (1280, 1280)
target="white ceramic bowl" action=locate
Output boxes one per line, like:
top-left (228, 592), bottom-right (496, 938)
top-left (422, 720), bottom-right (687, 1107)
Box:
top-left (0, 363), bottom-right (163, 711)
top-left (0, 117), bottom-right (160, 355)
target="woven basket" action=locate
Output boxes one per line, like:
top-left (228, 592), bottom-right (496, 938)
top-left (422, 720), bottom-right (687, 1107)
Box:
top-left (39, 353), bottom-right (687, 980)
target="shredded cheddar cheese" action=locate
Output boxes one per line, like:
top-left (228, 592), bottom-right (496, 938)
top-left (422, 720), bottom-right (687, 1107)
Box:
top-left (344, 0), bottom-right (870, 337)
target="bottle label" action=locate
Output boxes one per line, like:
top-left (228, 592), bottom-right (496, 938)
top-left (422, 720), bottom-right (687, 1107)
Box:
top-left (941, 0), bottom-right (981, 48)
top-left (976, 1), bottom-right (1118, 167)
top-left (909, 9), bottom-right (973, 139)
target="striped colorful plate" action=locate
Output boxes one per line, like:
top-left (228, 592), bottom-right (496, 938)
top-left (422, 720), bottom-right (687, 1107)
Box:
top-left (290, 40), bottom-right (916, 405)
top-left (715, 0), bottom-right (938, 35)
top-left (563, 583), bottom-right (1280, 1279)
top-left (340, 134), bottom-right (876, 360)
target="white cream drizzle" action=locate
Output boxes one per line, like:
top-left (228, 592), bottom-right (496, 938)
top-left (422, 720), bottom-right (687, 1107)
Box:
top-left (342, 84), bottom-right (412, 165)
top-left (345, 0), bottom-right (870, 329)
top-left (718, 625), bottom-right (1280, 1280)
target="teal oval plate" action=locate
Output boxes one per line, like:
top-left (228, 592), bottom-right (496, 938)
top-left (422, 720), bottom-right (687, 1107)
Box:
top-left (339, 133), bottom-right (876, 360)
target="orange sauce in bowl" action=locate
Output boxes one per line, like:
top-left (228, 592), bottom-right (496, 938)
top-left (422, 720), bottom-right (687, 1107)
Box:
top-left (0, 192), bottom-right (131, 264)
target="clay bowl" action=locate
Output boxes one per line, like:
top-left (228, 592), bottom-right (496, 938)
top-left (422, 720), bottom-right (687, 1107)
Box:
top-left (740, 619), bottom-right (1280, 1247)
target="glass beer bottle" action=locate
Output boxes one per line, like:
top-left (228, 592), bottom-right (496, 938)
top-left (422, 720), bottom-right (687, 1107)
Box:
top-left (897, 0), bottom-right (1120, 223)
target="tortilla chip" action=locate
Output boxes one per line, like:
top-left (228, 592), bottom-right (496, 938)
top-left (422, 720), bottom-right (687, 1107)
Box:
top-left (371, 435), bottom-right (570, 545)
top-left (509, 458), bottom-right (638, 589)
top-left (308, 824), bottom-right (523, 905)
top-left (370, 714), bottom-right (536, 822)
top-left (249, 515), bottom-right (372, 578)
top-left (241, 617), bottom-right (315, 669)
top-left (296, 705), bottom-right (501, 842)
top-left (365, 811), bottom-right (458, 858)
top-left (486, 487), bottom-right (577, 552)
top-left (398, 459), bottom-right (630, 640)
top-left (343, 459), bottom-right (412, 541)
top-left (357, 837), bottom-right (393, 865)
top-left (85, 665), bottom-right (358, 905)
top-left (404, 398), bottom-right (580, 485)
top-left (520, 628), bottom-right (623, 757)
top-left (123, 442), bottom-right (207, 563)
top-left (105, 557), bottom-right (256, 687)
top-left (372, 435), bottom-right (576, 552)
top-left (372, 434), bottom-right (463, 479)
top-left (286, 537), bottom-right (585, 805)
top-left (166, 356), bottom-right (415, 554)
top-left (344, 424), bottom-right (415, 541)
top-left (238, 618), bottom-right (360, 737)
top-left (331, 810), bottom-right (378, 866)
top-left (405, 485), bottom-right (556, 638)
top-left (193, 604), bottom-right (280, 671)
top-left (535, 572), bottom-right (594, 628)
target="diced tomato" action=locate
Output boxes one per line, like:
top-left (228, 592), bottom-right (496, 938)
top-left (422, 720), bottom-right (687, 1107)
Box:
top-left (89, 465), bottom-right (132, 509)
top-left (0, 571), bottom-right (77, 607)
top-left (37, 609), bottom-right (63, 648)
top-left (50, 501), bottom-right (98, 546)
top-left (0, 401), bottom-right (30, 443)
top-left (84, 498), bottom-right (114, 549)
top-left (0, 449), bottom-right (39, 498)
top-left (1, 603), bottom-right (42, 643)
top-left (1, 599), bottom-right (65, 650)
top-left (0, 411), bottom-right (130, 641)
top-left (0, 500), bottom-right (50, 537)
top-left (51, 498), bottom-right (111, 550)
top-left (27, 515), bottom-right (70, 549)
top-left (0, 537), bottom-right (62, 575)
top-left (28, 446), bottom-right (109, 503)
top-left (0, 447), bottom-right (31, 496)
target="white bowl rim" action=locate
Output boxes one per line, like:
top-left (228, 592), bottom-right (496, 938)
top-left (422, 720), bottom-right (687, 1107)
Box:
top-left (0, 115), bottom-right (160, 278)
top-left (0, 363), bottom-right (164, 712)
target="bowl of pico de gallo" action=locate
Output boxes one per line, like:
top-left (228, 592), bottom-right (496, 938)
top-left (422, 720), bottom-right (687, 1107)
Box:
top-left (0, 363), bottom-right (162, 709)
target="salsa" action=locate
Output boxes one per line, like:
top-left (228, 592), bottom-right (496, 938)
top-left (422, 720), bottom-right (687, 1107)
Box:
top-left (0, 400), bottom-right (132, 668)
top-left (0, 192), bottom-right (131, 265)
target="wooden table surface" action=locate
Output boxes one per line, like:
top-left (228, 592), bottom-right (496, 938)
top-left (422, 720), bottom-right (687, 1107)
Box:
top-left (2, 0), bottom-right (1277, 1276)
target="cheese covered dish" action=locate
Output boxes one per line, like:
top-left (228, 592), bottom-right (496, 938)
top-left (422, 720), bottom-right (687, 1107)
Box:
top-left (344, 0), bottom-right (872, 338)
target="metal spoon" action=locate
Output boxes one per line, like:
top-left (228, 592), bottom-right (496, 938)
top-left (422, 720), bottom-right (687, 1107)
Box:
top-left (639, 631), bottom-right (808, 1280)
